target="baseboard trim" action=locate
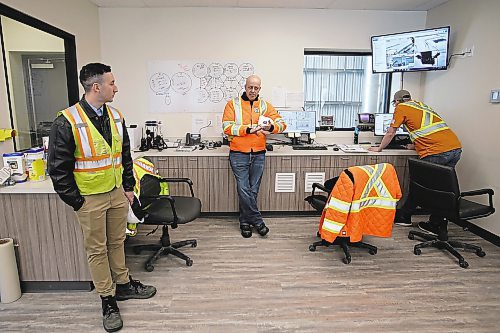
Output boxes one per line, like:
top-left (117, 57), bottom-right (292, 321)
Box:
top-left (21, 281), bottom-right (93, 292)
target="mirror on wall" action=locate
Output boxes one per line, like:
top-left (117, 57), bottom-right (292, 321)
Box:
top-left (0, 3), bottom-right (78, 151)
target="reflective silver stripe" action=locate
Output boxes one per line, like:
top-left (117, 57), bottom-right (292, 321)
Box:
top-left (322, 218), bottom-right (343, 234)
top-left (115, 156), bottom-right (122, 165)
top-left (231, 125), bottom-right (241, 136)
top-left (66, 105), bottom-right (93, 158)
top-left (274, 117), bottom-right (285, 132)
top-left (75, 157), bottom-right (112, 170)
top-left (350, 197), bottom-right (398, 212)
top-left (408, 122), bottom-right (449, 141)
top-left (232, 98), bottom-right (243, 125)
top-left (360, 164), bottom-right (385, 198)
top-left (222, 121), bottom-right (233, 131)
top-left (107, 105), bottom-right (123, 142)
top-left (327, 196), bottom-right (351, 213)
top-left (260, 99), bottom-right (267, 115)
top-left (134, 160), bottom-right (154, 173)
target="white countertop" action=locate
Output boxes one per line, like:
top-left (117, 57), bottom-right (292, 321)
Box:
top-left (1, 146), bottom-right (416, 194)
top-left (134, 145), bottom-right (418, 158)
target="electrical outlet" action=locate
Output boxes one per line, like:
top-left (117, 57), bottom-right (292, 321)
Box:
top-left (464, 46), bottom-right (474, 57)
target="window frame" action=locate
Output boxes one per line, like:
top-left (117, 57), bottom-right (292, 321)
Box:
top-left (304, 49), bottom-right (393, 131)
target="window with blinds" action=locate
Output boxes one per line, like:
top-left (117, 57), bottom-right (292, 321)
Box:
top-left (304, 52), bottom-right (391, 129)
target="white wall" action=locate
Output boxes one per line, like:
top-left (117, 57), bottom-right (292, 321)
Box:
top-left (99, 8), bottom-right (426, 137)
top-left (422, 0), bottom-right (500, 235)
top-left (0, 0), bottom-right (100, 158)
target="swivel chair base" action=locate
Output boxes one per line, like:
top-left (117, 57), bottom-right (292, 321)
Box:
top-left (133, 225), bottom-right (197, 271)
top-left (408, 230), bottom-right (485, 269)
top-left (309, 237), bottom-right (377, 264)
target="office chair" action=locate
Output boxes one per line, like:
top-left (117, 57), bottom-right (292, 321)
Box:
top-left (133, 174), bottom-right (202, 272)
top-left (305, 167), bottom-right (397, 264)
top-left (407, 159), bottom-right (495, 268)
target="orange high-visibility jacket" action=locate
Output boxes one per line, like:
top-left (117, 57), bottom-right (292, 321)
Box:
top-left (319, 163), bottom-right (402, 243)
top-left (222, 97), bottom-right (286, 152)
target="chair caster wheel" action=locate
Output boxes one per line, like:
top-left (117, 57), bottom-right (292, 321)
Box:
top-left (309, 245), bottom-right (316, 252)
top-left (408, 234), bottom-right (415, 240)
top-left (369, 249), bottom-right (377, 255)
top-left (476, 250), bottom-right (486, 257)
top-left (145, 264), bottom-right (154, 272)
top-left (343, 257), bottom-right (351, 264)
top-left (186, 259), bottom-right (193, 267)
top-left (414, 248), bottom-right (421, 255)
top-left (133, 248), bottom-right (142, 255)
top-left (459, 259), bottom-right (469, 269)
top-left (192, 241), bottom-right (197, 248)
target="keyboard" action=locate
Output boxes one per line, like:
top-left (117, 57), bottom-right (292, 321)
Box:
top-left (176, 146), bottom-right (197, 152)
top-left (337, 144), bottom-right (368, 153)
top-left (292, 145), bottom-right (328, 150)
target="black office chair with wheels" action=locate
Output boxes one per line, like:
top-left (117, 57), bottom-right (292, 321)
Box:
top-left (407, 158), bottom-right (495, 268)
top-left (305, 173), bottom-right (379, 264)
top-left (133, 174), bottom-right (202, 272)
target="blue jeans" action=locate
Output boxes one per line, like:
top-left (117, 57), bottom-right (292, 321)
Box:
top-left (229, 151), bottom-right (265, 227)
top-left (398, 148), bottom-right (462, 221)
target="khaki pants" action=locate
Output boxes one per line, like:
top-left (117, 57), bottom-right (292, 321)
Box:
top-left (76, 187), bottom-right (129, 296)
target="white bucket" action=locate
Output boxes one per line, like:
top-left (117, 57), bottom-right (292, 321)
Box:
top-left (24, 147), bottom-right (46, 182)
top-left (2, 152), bottom-right (27, 183)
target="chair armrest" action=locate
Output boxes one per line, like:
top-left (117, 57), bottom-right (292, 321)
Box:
top-left (140, 194), bottom-right (179, 228)
top-left (159, 177), bottom-right (195, 197)
top-left (460, 188), bottom-right (494, 209)
top-left (312, 182), bottom-right (328, 195)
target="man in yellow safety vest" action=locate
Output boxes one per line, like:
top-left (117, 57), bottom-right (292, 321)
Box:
top-left (48, 63), bottom-right (156, 332)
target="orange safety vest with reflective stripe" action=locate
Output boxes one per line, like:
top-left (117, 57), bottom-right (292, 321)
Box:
top-left (394, 101), bottom-right (461, 158)
top-left (222, 97), bottom-right (286, 152)
top-left (59, 102), bottom-right (123, 195)
top-left (319, 163), bottom-right (402, 243)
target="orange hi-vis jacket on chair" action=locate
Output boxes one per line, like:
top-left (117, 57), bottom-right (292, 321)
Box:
top-left (222, 97), bottom-right (286, 152)
top-left (319, 163), bottom-right (402, 243)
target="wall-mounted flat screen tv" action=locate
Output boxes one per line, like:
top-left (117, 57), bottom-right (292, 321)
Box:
top-left (371, 26), bottom-right (450, 73)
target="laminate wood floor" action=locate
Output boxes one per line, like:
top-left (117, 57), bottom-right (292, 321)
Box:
top-left (1, 216), bottom-right (499, 333)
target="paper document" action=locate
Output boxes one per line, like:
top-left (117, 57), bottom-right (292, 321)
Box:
top-left (338, 144), bottom-right (368, 153)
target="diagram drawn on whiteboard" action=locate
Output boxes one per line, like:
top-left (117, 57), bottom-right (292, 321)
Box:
top-left (148, 60), bottom-right (255, 113)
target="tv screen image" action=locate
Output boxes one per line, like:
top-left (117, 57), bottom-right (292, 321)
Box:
top-left (279, 110), bottom-right (316, 134)
top-left (374, 113), bottom-right (409, 136)
top-left (371, 26), bottom-right (450, 73)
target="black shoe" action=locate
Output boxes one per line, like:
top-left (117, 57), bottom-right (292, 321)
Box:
top-left (256, 223), bottom-right (269, 236)
top-left (101, 296), bottom-right (123, 333)
top-left (115, 277), bottom-right (157, 301)
top-left (394, 212), bottom-right (411, 227)
top-left (418, 221), bottom-right (439, 236)
top-left (240, 224), bottom-right (252, 238)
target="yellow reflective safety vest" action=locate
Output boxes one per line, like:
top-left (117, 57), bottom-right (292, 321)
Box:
top-left (319, 163), bottom-right (402, 243)
top-left (59, 103), bottom-right (124, 195)
top-left (132, 158), bottom-right (169, 197)
top-left (400, 101), bottom-right (450, 142)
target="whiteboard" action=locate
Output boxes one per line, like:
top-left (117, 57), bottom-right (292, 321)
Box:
top-left (148, 60), bottom-right (255, 113)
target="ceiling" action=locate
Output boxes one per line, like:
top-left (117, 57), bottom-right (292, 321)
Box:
top-left (87, 0), bottom-right (450, 11)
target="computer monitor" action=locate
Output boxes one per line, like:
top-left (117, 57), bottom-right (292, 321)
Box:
top-left (279, 110), bottom-right (316, 134)
top-left (374, 113), bottom-right (409, 136)
top-left (371, 26), bottom-right (450, 73)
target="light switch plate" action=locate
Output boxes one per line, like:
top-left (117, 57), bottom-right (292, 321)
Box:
top-left (490, 90), bottom-right (500, 103)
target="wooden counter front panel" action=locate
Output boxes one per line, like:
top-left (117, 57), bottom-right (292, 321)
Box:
top-left (145, 154), bottom-right (411, 213)
top-left (0, 193), bottom-right (91, 282)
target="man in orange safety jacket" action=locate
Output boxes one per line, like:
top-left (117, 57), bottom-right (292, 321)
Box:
top-left (222, 75), bottom-right (286, 238)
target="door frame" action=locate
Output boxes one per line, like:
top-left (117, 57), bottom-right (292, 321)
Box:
top-left (0, 3), bottom-right (78, 151)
